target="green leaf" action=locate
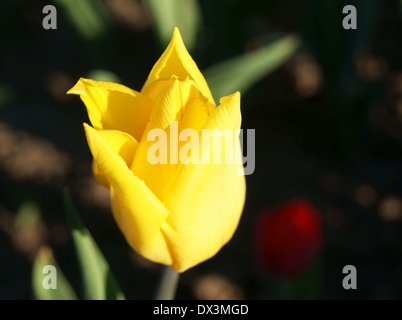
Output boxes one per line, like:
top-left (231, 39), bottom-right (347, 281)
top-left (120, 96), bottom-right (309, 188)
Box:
top-left (32, 246), bottom-right (78, 300)
top-left (86, 69), bottom-right (121, 84)
top-left (203, 34), bottom-right (301, 103)
top-left (63, 190), bottom-right (125, 300)
top-left (54, 0), bottom-right (111, 41)
top-left (143, 0), bottom-right (202, 51)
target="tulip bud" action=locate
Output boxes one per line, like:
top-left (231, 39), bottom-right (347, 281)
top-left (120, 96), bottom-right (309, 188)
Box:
top-left (254, 198), bottom-right (322, 277)
top-left (68, 28), bottom-right (246, 272)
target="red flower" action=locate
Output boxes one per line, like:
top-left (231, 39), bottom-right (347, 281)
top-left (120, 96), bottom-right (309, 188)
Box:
top-left (254, 198), bottom-right (322, 277)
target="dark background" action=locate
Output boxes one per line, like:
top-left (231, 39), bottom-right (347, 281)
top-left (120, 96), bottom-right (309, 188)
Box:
top-left (0, 0), bottom-right (401, 299)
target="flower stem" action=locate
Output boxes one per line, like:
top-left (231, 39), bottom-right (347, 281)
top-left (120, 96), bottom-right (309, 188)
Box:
top-left (155, 266), bottom-right (180, 300)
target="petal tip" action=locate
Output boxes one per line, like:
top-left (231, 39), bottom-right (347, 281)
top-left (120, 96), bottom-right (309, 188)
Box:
top-left (172, 27), bottom-right (183, 45)
top-left (66, 77), bottom-right (88, 95)
top-left (83, 122), bottom-right (94, 133)
top-left (219, 91), bottom-right (241, 105)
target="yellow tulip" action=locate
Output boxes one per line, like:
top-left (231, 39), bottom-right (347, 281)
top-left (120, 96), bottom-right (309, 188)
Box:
top-left (67, 28), bottom-right (246, 272)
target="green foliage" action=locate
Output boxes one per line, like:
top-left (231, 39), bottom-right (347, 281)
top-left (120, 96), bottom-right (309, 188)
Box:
top-left (63, 190), bottom-right (125, 300)
top-left (143, 0), bottom-right (202, 51)
top-left (203, 34), bottom-right (300, 103)
top-left (86, 69), bottom-right (122, 84)
top-left (54, 0), bottom-right (111, 41)
top-left (32, 246), bottom-right (77, 300)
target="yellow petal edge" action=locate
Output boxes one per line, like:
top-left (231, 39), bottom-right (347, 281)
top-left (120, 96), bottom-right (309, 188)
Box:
top-left (142, 27), bottom-right (215, 106)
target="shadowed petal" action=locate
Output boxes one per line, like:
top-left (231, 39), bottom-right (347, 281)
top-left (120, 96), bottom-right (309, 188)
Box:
top-left (84, 124), bottom-right (172, 263)
top-left (86, 126), bottom-right (139, 188)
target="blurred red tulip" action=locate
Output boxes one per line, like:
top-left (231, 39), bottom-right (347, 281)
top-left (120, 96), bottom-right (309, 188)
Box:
top-left (254, 198), bottom-right (322, 277)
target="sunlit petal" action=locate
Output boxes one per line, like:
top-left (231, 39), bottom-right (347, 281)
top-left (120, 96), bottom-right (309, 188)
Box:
top-left (141, 27), bottom-right (215, 106)
top-left (162, 92), bottom-right (246, 272)
top-left (69, 78), bottom-right (153, 141)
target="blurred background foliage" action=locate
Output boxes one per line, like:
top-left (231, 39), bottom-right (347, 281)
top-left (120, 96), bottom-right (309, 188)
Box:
top-left (0, 0), bottom-right (401, 299)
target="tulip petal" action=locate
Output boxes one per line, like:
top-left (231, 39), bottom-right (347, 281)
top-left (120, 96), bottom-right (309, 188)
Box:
top-left (204, 92), bottom-right (242, 131)
top-left (68, 78), bottom-right (153, 141)
top-left (131, 78), bottom-right (213, 199)
top-left (147, 78), bottom-right (212, 132)
top-left (83, 124), bottom-right (172, 264)
top-left (141, 27), bottom-right (215, 106)
top-left (87, 127), bottom-right (139, 188)
top-left (162, 92), bottom-right (246, 272)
